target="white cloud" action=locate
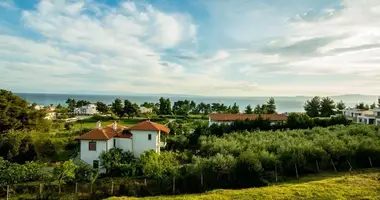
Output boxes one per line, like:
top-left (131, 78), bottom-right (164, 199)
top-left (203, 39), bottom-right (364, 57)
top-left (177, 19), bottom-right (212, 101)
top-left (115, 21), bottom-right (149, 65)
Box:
top-left (2, 0), bottom-right (380, 96)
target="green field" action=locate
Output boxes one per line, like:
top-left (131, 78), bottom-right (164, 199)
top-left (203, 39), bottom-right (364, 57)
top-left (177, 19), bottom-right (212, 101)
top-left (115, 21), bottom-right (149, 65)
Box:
top-left (108, 171), bottom-right (380, 200)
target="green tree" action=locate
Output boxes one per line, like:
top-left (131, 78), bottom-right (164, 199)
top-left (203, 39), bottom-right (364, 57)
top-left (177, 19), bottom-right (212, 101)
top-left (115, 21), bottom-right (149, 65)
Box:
top-left (75, 161), bottom-right (99, 194)
top-left (159, 97), bottom-right (172, 115)
top-left (0, 130), bottom-right (36, 163)
top-left (53, 160), bottom-right (78, 194)
top-left (320, 97), bottom-right (335, 117)
top-left (111, 98), bottom-right (124, 118)
top-left (370, 102), bottom-right (376, 109)
top-left (100, 148), bottom-right (136, 193)
top-left (266, 97), bottom-right (277, 114)
top-left (336, 100), bottom-right (346, 114)
top-left (139, 150), bottom-right (180, 192)
top-left (123, 100), bottom-right (139, 118)
top-left (0, 89), bottom-right (45, 133)
top-left (76, 100), bottom-right (91, 108)
top-left (253, 104), bottom-right (262, 114)
top-left (244, 105), bottom-right (253, 114)
top-left (230, 103), bottom-right (240, 114)
top-left (66, 98), bottom-right (76, 112)
top-left (95, 101), bottom-right (109, 114)
top-left (304, 96), bottom-right (321, 117)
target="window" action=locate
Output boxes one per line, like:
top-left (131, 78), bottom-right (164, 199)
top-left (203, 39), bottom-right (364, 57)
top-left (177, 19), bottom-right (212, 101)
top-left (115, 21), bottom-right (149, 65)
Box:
top-left (89, 141), bottom-right (96, 151)
top-left (113, 139), bottom-right (116, 147)
top-left (148, 134), bottom-right (152, 140)
top-left (93, 160), bottom-right (99, 169)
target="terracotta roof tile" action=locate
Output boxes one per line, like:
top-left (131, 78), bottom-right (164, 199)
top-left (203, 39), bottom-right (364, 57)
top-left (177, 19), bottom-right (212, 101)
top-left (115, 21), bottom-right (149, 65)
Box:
top-left (127, 121), bottom-right (170, 134)
top-left (209, 114), bottom-right (287, 121)
top-left (76, 123), bottom-right (127, 140)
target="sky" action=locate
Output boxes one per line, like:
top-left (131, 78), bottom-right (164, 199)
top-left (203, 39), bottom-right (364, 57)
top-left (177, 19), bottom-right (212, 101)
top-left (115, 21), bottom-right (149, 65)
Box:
top-left (1, 0), bottom-right (380, 97)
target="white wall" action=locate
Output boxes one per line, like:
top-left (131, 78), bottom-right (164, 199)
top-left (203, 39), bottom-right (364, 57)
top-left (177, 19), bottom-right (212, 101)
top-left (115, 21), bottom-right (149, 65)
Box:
top-left (80, 140), bottom-right (109, 167)
top-left (131, 130), bottom-right (158, 157)
top-left (116, 138), bottom-right (133, 153)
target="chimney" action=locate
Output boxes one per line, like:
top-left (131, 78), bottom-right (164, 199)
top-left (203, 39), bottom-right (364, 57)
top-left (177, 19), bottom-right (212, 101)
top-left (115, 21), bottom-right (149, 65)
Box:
top-left (112, 121), bottom-right (117, 131)
top-left (96, 121), bottom-right (101, 129)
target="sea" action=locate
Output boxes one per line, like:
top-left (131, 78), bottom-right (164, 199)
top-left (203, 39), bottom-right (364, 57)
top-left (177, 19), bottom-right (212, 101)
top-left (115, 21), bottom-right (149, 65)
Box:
top-left (16, 93), bottom-right (379, 113)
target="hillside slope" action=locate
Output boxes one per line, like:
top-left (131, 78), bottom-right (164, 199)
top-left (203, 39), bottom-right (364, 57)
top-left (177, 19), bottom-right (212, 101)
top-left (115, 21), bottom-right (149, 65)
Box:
top-left (108, 172), bottom-right (380, 200)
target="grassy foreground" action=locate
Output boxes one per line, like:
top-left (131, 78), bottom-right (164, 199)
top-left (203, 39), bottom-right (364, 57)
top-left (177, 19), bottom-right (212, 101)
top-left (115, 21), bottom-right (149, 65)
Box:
top-left (108, 171), bottom-right (380, 200)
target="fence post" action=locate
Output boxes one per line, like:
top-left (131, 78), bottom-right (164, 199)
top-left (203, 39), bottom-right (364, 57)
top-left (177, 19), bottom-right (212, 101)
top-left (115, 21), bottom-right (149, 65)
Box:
top-left (172, 177), bottom-right (176, 195)
top-left (6, 185), bottom-right (9, 200)
top-left (316, 160), bottom-right (320, 173)
top-left (39, 183), bottom-right (43, 197)
top-left (294, 164), bottom-right (299, 179)
top-left (347, 159), bottom-right (353, 172)
top-left (369, 157), bottom-right (373, 168)
top-left (75, 182), bottom-right (78, 194)
top-left (200, 172), bottom-right (204, 186)
top-left (275, 165), bottom-right (278, 182)
top-left (331, 159), bottom-right (337, 172)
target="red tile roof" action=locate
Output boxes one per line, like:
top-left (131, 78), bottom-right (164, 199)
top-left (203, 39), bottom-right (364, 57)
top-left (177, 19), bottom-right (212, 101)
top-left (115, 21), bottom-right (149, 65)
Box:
top-left (76, 123), bottom-right (126, 140)
top-left (209, 114), bottom-right (287, 121)
top-left (127, 121), bottom-right (170, 134)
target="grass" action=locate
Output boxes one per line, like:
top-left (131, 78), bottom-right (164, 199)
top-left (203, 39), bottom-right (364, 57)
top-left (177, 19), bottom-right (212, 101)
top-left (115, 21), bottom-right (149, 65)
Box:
top-left (108, 170), bottom-right (380, 200)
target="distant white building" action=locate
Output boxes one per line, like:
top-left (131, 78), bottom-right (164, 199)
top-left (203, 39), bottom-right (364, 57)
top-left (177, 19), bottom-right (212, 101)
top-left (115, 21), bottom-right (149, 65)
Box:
top-left (33, 105), bottom-right (45, 110)
top-left (76, 120), bottom-right (170, 170)
top-left (140, 106), bottom-right (153, 114)
top-left (74, 104), bottom-right (98, 115)
top-left (343, 108), bottom-right (380, 125)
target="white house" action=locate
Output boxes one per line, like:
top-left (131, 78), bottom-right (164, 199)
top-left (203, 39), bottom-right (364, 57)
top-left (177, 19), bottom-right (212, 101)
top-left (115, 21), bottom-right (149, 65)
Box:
top-left (342, 108), bottom-right (373, 120)
top-left (342, 108), bottom-right (380, 125)
top-left (76, 120), bottom-right (170, 170)
top-left (74, 104), bottom-right (98, 115)
top-left (140, 106), bottom-right (153, 114)
top-left (208, 113), bottom-right (287, 127)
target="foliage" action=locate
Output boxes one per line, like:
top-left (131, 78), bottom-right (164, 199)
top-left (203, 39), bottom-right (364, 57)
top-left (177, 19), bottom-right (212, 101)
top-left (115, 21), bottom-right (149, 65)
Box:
top-left (0, 130), bottom-right (37, 163)
top-left (139, 150), bottom-right (181, 180)
top-left (124, 100), bottom-right (139, 118)
top-left (356, 102), bottom-right (369, 110)
top-left (65, 98), bottom-right (76, 112)
top-left (266, 98), bottom-right (276, 114)
top-left (100, 148), bottom-right (136, 177)
top-left (159, 97), bottom-right (172, 115)
top-left (304, 96), bottom-right (321, 117)
top-left (244, 105), bottom-right (253, 114)
top-left (76, 100), bottom-right (91, 108)
top-left (370, 102), bottom-right (377, 109)
top-left (0, 89), bottom-right (45, 133)
top-left (96, 101), bottom-right (109, 114)
top-left (53, 160), bottom-right (78, 193)
top-left (336, 100), bottom-right (346, 113)
top-left (0, 158), bottom-right (43, 186)
top-left (253, 104), bottom-right (263, 114)
top-left (112, 98), bottom-right (124, 118)
top-left (320, 97), bottom-right (335, 117)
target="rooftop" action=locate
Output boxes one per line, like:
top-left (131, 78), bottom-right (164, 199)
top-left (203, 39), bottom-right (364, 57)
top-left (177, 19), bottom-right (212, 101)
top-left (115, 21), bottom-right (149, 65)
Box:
top-left (76, 120), bottom-right (170, 140)
top-left (127, 120), bottom-right (170, 134)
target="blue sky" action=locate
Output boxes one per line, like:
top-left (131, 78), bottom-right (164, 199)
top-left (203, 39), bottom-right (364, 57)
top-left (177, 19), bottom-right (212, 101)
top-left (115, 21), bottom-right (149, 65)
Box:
top-left (1, 0), bottom-right (380, 96)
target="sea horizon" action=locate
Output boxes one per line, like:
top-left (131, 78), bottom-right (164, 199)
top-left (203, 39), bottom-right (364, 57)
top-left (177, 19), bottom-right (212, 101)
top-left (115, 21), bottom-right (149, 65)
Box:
top-left (15, 92), bottom-right (379, 113)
